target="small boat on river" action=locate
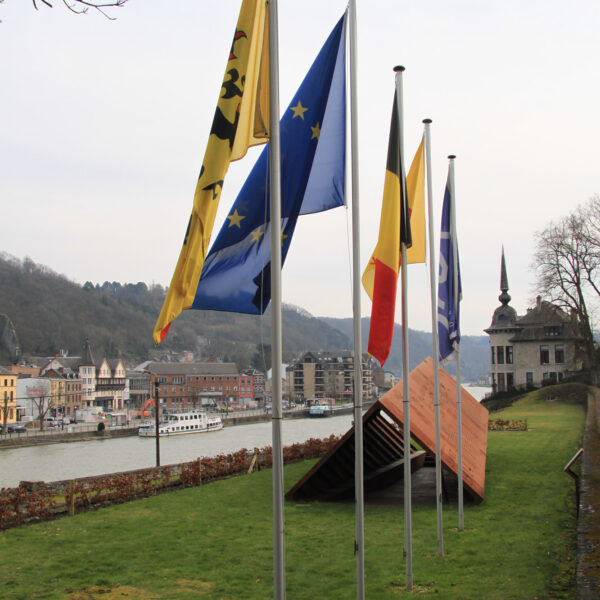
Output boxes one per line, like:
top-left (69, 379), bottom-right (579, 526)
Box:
top-left (308, 404), bottom-right (333, 418)
top-left (138, 410), bottom-right (223, 437)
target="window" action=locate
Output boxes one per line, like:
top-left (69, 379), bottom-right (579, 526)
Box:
top-left (540, 345), bottom-right (550, 364)
top-left (497, 346), bottom-right (505, 364)
top-left (506, 346), bottom-right (513, 364)
top-left (555, 345), bottom-right (565, 364)
top-left (526, 372), bottom-right (533, 385)
top-left (491, 347), bottom-right (495, 365)
top-left (497, 373), bottom-right (505, 392)
top-left (506, 373), bottom-right (514, 388)
top-left (545, 326), bottom-right (562, 337)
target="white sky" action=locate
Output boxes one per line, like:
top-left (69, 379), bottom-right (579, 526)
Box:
top-left (2, 0), bottom-right (599, 336)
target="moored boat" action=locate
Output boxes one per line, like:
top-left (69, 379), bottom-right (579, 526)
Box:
top-left (308, 404), bottom-right (333, 418)
top-left (138, 410), bottom-right (223, 437)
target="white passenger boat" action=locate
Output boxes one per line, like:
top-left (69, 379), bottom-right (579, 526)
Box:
top-left (308, 404), bottom-right (333, 418)
top-left (138, 410), bottom-right (223, 437)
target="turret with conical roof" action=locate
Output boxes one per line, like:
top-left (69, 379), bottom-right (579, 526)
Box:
top-left (485, 247), bottom-right (518, 332)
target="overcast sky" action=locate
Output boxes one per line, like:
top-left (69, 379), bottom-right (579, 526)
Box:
top-left (2, 0), bottom-right (598, 336)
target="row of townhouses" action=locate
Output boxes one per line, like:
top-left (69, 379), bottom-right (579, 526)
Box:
top-left (1, 342), bottom-right (384, 425)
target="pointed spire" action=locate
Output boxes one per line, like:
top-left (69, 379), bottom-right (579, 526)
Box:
top-left (82, 338), bottom-right (95, 366)
top-left (499, 246), bottom-right (511, 306)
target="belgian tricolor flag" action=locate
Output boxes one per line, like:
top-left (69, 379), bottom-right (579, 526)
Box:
top-left (362, 91), bottom-right (425, 366)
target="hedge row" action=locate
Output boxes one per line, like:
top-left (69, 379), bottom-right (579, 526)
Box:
top-left (0, 435), bottom-right (340, 530)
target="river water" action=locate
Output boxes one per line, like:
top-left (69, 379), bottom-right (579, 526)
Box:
top-left (0, 414), bottom-right (355, 489)
top-left (0, 386), bottom-right (490, 489)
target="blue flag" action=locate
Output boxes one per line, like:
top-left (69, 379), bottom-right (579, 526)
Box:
top-left (190, 15), bottom-right (347, 315)
top-left (437, 168), bottom-right (462, 363)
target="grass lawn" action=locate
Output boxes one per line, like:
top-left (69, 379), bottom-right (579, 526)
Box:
top-left (0, 384), bottom-right (587, 599)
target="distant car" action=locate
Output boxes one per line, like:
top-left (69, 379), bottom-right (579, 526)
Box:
top-left (7, 425), bottom-right (27, 433)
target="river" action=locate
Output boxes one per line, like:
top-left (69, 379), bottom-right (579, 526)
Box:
top-left (0, 386), bottom-right (490, 489)
top-left (0, 414), bottom-right (355, 489)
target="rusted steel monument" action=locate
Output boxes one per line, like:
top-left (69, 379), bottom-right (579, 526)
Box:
top-left (286, 357), bottom-right (489, 503)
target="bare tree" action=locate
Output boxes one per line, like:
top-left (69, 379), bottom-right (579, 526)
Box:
top-left (532, 201), bottom-right (599, 374)
top-left (31, 393), bottom-right (57, 431)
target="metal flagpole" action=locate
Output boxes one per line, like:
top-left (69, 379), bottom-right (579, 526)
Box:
top-left (268, 0), bottom-right (286, 596)
top-left (394, 65), bottom-right (413, 592)
top-left (348, 2), bottom-right (365, 598)
top-left (423, 119), bottom-right (444, 556)
top-left (448, 155), bottom-right (463, 531)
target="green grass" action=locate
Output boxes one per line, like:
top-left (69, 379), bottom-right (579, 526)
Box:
top-left (0, 383), bottom-right (588, 599)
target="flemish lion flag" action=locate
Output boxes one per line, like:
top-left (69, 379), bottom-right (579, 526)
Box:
top-left (361, 94), bottom-right (425, 365)
top-left (154, 0), bottom-right (269, 344)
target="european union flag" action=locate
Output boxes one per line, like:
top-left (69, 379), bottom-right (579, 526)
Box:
top-left (190, 14), bottom-right (346, 314)
top-left (437, 166), bottom-right (462, 363)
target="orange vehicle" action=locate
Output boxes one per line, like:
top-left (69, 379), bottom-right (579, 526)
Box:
top-left (136, 397), bottom-right (155, 418)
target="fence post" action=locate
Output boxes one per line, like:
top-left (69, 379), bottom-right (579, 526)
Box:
top-left (69, 480), bottom-right (75, 516)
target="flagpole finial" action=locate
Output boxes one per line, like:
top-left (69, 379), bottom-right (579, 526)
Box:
top-left (423, 118), bottom-right (432, 124)
top-left (448, 154), bottom-right (456, 160)
top-left (393, 65), bottom-right (405, 72)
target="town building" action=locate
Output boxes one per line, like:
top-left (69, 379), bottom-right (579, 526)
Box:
top-left (0, 366), bottom-right (17, 426)
top-left (40, 340), bottom-right (126, 415)
top-left (144, 362), bottom-right (241, 411)
top-left (485, 250), bottom-right (583, 392)
top-left (286, 351), bottom-right (375, 403)
top-left (127, 369), bottom-right (151, 410)
top-left (17, 377), bottom-right (52, 420)
top-left (238, 372), bottom-right (255, 406)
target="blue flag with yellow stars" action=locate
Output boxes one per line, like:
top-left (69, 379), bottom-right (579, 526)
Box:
top-left (191, 14), bottom-right (346, 314)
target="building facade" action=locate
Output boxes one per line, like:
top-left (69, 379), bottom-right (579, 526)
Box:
top-left (0, 367), bottom-right (17, 426)
top-left (485, 250), bottom-right (583, 392)
top-left (286, 351), bottom-right (374, 402)
top-left (127, 369), bottom-right (151, 409)
top-left (145, 362), bottom-right (240, 411)
top-left (40, 340), bottom-right (126, 414)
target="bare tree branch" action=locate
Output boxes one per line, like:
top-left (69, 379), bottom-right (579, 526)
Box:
top-left (532, 203), bottom-right (600, 372)
top-left (28, 0), bottom-right (128, 18)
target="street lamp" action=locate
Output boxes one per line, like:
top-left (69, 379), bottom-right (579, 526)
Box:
top-left (154, 380), bottom-right (160, 467)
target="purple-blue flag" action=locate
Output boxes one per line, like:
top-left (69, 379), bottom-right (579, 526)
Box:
top-left (437, 167), bottom-right (462, 363)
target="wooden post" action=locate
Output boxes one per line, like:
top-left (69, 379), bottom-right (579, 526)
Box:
top-left (69, 480), bottom-right (75, 516)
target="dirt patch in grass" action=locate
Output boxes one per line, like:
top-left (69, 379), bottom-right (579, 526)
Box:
top-left (175, 579), bottom-right (215, 594)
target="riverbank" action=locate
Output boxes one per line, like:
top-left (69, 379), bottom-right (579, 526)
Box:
top-left (0, 404), bottom-right (358, 450)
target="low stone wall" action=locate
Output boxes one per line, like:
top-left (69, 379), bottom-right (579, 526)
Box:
top-left (0, 427), bottom-right (137, 448)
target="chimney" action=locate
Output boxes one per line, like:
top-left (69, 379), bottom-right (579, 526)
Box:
top-left (536, 295), bottom-right (542, 310)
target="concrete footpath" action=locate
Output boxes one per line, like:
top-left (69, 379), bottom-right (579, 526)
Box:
top-left (577, 388), bottom-right (600, 599)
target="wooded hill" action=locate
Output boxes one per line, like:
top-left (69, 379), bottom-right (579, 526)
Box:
top-left (0, 254), bottom-right (489, 380)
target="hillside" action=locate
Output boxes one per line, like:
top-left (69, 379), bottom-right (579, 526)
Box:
top-left (0, 254), bottom-right (490, 380)
top-left (321, 316), bottom-right (490, 382)
top-left (0, 254), bottom-right (349, 367)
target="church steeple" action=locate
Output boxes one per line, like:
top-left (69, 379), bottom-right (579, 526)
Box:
top-left (499, 246), bottom-right (511, 306)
